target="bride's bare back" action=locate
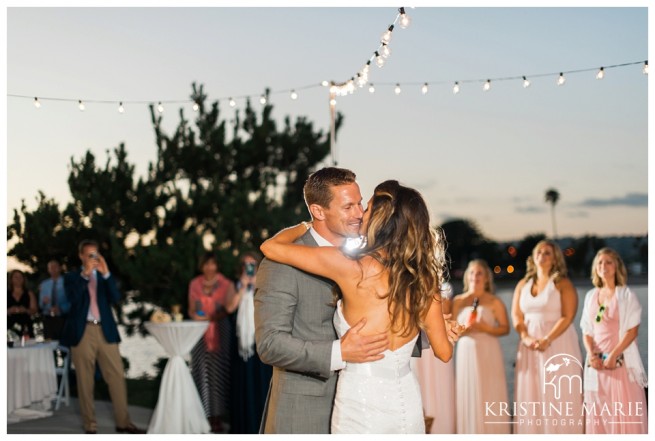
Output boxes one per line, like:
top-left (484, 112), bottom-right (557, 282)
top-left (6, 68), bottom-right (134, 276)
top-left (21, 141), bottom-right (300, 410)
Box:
top-left (340, 255), bottom-right (419, 351)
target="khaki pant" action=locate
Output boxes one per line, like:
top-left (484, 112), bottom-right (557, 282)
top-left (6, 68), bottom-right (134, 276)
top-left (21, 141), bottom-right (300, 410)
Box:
top-left (70, 323), bottom-right (130, 431)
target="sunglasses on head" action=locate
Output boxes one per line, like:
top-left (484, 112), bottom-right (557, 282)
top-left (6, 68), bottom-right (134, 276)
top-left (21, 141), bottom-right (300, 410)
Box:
top-left (595, 304), bottom-right (606, 323)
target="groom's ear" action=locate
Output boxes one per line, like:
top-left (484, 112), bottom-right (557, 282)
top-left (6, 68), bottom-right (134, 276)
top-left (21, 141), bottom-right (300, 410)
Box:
top-left (309, 203), bottom-right (326, 221)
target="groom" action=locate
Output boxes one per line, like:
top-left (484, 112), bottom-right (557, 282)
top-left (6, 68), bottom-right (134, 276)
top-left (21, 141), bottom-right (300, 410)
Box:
top-left (254, 167), bottom-right (389, 433)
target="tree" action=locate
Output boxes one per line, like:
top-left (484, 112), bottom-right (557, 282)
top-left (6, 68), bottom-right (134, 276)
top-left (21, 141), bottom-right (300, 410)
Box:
top-left (544, 188), bottom-right (560, 239)
top-left (439, 218), bottom-right (500, 278)
top-left (8, 84), bottom-right (341, 326)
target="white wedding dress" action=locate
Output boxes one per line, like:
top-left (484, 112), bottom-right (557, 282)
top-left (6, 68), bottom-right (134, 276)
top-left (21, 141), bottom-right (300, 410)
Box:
top-left (331, 301), bottom-right (424, 434)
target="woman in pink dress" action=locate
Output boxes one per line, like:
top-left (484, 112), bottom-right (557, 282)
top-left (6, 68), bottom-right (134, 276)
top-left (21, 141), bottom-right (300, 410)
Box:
top-left (411, 282), bottom-right (456, 434)
top-left (453, 259), bottom-right (510, 434)
top-left (188, 251), bottom-right (242, 433)
top-left (511, 240), bottom-right (583, 434)
top-left (580, 248), bottom-right (647, 434)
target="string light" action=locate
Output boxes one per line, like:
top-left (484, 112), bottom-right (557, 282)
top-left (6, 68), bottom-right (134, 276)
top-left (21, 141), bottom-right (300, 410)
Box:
top-left (375, 51), bottom-right (385, 68)
top-left (398, 7), bottom-right (411, 29)
top-left (11, 58), bottom-right (647, 114)
top-left (380, 42), bottom-right (391, 59)
top-left (557, 72), bottom-right (566, 86)
top-left (290, 90), bottom-right (298, 100)
top-left (483, 79), bottom-right (491, 91)
top-left (596, 67), bottom-right (605, 80)
top-left (394, 83), bottom-right (402, 95)
top-left (421, 83), bottom-right (429, 94)
top-left (381, 25), bottom-right (394, 44)
top-left (259, 95), bottom-right (267, 105)
top-left (118, 102), bottom-right (125, 113)
top-left (192, 102), bottom-right (199, 112)
top-left (329, 98), bottom-right (337, 106)
top-left (321, 80), bottom-right (329, 87)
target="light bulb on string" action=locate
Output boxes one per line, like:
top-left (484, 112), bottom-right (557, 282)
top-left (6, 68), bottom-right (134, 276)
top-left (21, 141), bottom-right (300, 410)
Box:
top-left (290, 90), bottom-right (298, 100)
top-left (596, 67), bottom-right (605, 80)
top-left (398, 7), bottom-right (411, 29)
top-left (118, 102), bottom-right (125, 113)
top-left (157, 102), bottom-right (164, 113)
top-left (329, 98), bottom-right (337, 106)
top-left (259, 95), bottom-right (267, 105)
top-left (33, 97), bottom-right (41, 108)
top-left (483, 80), bottom-right (491, 92)
top-left (368, 84), bottom-right (375, 94)
top-left (453, 82), bottom-right (460, 94)
top-left (557, 73), bottom-right (566, 86)
top-left (522, 76), bottom-right (531, 88)
top-left (356, 73), bottom-right (367, 88)
top-left (381, 25), bottom-right (394, 44)
top-left (229, 98), bottom-right (236, 107)
top-left (321, 80), bottom-right (329, 87)
top-left (362, 61), bottom-right (371, 75)
top-left (347, 79), bottom-right (355, 94)
top-left (78, 100), bottom-right (85, 111)
top-left (394, 83), bottom-right (401, 95)
top-left (380, 42), bottom-right (391, 59)
top-left (375, 51), bottom-right (385, 68)
top-left (192, 102), bottom-right (199, 112)
top-left (643, 61), bottom-right (648, 75)
top-left (421, 83), bottom-right (429, 95)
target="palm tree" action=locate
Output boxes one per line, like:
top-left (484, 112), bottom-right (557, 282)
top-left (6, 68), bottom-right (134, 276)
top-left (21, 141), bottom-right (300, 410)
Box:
top-left (544, 188), bottom-right (560, 239)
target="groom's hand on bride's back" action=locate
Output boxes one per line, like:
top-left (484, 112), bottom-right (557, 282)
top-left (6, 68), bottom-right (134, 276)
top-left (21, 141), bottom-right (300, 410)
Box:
top-left (340, 318), bottom-right (389, 363)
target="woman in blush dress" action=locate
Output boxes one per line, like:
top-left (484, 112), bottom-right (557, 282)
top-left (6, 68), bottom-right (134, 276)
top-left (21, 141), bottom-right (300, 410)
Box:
top-left (452, 259), bottom-right (510, 434)
top-left (511, 240), bottom-right (583, 434)
top-left (261, 180), bottom-right (455, 434)
top-left (580, 248), bottom-right (647, 434)
top-left (188, 251), bottom-right (242, 433)
top-left (410, 281), bottom-right (456, 434)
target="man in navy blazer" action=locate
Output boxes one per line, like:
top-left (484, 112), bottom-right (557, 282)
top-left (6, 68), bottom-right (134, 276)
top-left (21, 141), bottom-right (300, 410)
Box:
top-left (60, 239), bottom-right (144, 434)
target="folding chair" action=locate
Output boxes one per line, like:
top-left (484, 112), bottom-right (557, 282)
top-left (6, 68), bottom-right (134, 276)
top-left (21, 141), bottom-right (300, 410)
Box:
top-left (54, 345), bottom-right (71, 410)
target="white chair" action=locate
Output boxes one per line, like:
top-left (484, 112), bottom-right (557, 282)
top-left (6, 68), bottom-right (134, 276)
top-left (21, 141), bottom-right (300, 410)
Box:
top-left (54, 345), bottom-right (70, 410)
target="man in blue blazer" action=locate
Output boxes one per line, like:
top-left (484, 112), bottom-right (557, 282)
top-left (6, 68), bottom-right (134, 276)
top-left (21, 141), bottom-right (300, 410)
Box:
top-left (60, 239), bottom-right (144, 434)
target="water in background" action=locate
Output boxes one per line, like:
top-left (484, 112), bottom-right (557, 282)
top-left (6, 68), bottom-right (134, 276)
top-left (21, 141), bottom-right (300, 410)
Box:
top-left (118, 284), bottom-right (649, 401)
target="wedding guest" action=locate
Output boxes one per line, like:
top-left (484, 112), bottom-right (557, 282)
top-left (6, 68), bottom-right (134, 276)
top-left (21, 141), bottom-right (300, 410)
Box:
top-left (61, 239), bottom-right (145, 434)
top-left (7, 269), bottom-right (37, 337)
top-left (38, 258), bottom-right (71, 340)
top-left (410, 281), bottom-right (456, 434)
top-left (580, 248), bottom-right (647, 434)
top-left (511, 240), bottom-right (583, 434)
top-left (230, 251), bottom-right (272, 434)
top-left (188, 251), bottom-right (241, 433)
top-left (452, 259), bottom-right (510, 434)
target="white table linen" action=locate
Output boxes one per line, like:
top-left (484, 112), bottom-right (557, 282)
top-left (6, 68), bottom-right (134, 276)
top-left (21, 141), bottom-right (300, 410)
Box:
top-left (144, 320), bottom-right (210, 434)
top-left (7, 341), bottom-right (59, 420)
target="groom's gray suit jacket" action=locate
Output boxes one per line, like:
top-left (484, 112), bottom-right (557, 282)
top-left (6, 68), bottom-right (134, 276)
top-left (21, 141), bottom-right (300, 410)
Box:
top-left (254, 231), bottom-right (338, 433)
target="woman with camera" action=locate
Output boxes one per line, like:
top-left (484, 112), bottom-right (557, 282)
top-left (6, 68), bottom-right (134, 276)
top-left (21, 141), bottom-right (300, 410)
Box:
top-left (230, 252), bottom-right (272, 434)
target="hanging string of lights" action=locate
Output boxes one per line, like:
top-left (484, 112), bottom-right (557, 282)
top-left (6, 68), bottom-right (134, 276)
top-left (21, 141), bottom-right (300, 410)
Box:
top-left (8, 58), bottom-right (648, 114)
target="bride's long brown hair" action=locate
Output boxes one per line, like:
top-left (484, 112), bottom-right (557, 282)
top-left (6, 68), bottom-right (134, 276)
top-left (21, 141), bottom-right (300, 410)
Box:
top-left (353, 180), bottom-right (448, 337)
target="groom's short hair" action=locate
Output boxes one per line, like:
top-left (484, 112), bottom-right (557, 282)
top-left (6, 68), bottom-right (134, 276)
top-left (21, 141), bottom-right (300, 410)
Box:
top-left (304, 167), bottom-right (357, 209)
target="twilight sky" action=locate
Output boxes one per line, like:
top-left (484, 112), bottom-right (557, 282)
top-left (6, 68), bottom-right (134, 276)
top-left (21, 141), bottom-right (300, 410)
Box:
top-left (5, 4), bottom-right (650, 246)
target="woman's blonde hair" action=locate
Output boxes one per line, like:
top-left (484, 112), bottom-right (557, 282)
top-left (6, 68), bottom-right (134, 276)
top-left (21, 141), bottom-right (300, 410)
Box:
top-left (591, 247), bottom-right (628, 288)
top-left (462, 259), bottom-right (495, 294)
top-left (353, 180), bottom-right (448, 337)
top-left (523, 239), bottom-right (568, 283)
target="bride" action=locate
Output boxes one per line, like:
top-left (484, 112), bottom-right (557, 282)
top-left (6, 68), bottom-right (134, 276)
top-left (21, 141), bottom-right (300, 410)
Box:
top-left (261, 180), bottom-right (453, 433)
